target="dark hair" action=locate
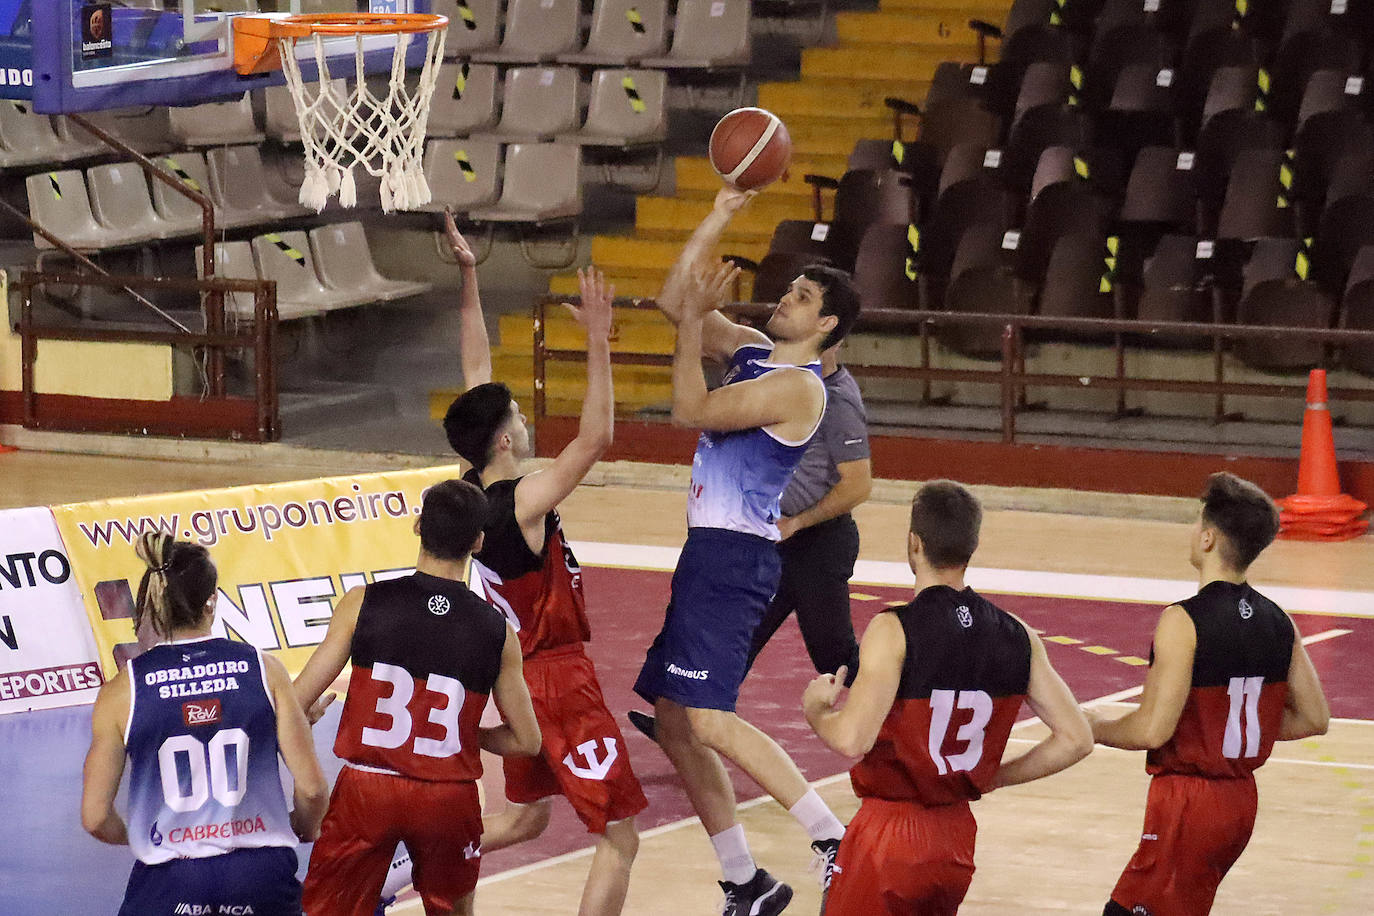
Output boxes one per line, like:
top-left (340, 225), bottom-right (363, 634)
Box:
top-left (803, 264), bottom-right (861, 350)
top-left (909, 480), bottom-right (982, 569)
top-left (443, 382), bottom-right (515, 471)
top-left (1201, 472), bottom-right (1279, 570)
top-left (419, 479), bottom-right (488, 561)
top-left (134, 532), bottom-right (218, 640)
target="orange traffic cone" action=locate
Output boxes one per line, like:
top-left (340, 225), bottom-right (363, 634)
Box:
top-left (1277, 370), bottom-right (1368, 541)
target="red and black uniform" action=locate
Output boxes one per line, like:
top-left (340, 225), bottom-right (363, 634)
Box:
top-left (470, 477), bottom-right (646, 833)
top-left (1107, 581), bottom-right (1295, 916)
top-left (827, 585), bottom-right (1031, 916)
top-left (303, 572), bottom-right (506, 916)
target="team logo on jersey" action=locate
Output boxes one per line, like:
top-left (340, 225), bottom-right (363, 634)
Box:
top-left (150, 820), bottom-right (163, 847)
top-left (182, 698), bottom-right (222, 727)
top-left (463, 840), bottom-right (481, 860)
top-left (956, 605), bottom-right (974, 628)
top-left (428, 594), bottom-right (451, 616)
top-left (1131, 907), bottom-right (1153, 916)
top-left (1238, 598), bottom-right (1254, 620)
top-left (564, 737), bottom-right (619, 780)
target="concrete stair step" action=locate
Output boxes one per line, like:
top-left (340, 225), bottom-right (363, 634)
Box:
top-left (880, 0), bottom-right (1009, 13)
top-left (674, 155), bottom-right (847, 200)
top-left (636, 195), bottom-right (816, 238)
top-left (550, 273), bottom-right (666, 299)
top-left (498, 313), bottom-right (674, 355)
top-left (757, 81), bottom-right (931, 121)
top-left (835, 11), bottom-right (991, 50)
top-left (802, 46), bottom-right (960, 83)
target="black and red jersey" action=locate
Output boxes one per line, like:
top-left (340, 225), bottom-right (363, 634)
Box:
top-left (334, 571), bottom-right (506, 782)
top-left (1147, 580), bottom-right (1294, 779)
top-left (850, 585), bottom-right (1031, 807)
top-left (469, 476), bottom-right (591, 658)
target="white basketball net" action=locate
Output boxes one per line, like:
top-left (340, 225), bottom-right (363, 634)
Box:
top-left (277, 25), bottom-right (446, 213)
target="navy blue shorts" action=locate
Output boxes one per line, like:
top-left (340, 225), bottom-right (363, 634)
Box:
top-left (634, 528), bottom-right (780, 712)
top-left (119, 845), bottom-right (302, 916)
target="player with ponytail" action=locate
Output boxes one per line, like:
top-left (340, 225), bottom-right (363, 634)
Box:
top-left (82, 533), bottom-right (328, 916)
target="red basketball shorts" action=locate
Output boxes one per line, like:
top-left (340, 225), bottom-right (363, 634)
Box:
top-left (503, 645), bottom-right (647, 834)
top-left (1109, 773), bottom-right (1259, 916)
top-left (303, 766), bottom-right (482, 916)
top-left (826, 797), bottom-right (977, 916)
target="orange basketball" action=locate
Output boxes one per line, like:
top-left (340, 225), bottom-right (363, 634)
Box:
top-left (708, 107), bottom-right (792, 191)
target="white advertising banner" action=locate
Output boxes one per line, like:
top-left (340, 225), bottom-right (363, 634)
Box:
top-left (0, 507), bottom-right (103, 714)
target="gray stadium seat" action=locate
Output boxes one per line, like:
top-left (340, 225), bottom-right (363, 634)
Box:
top-left (472, 67), bottom-right (579, 142)
top-left (87, 162), bottom-right (181, 243)
top-left (640, 0), bottom-right (752, 70)
top-left (557, 68), bottom-right (667, 147)
top-left (25, 170), bottom-right (115, 250)
top-left (309, 222), bottom-right (433, 302)
top-left (472, 0), bottom-right (581, 64)
top-left (82, 107), bottom-right (173, 155)
top-left (194, 240), bottom-right (265, 320)
top-left (433, 0), bottom-right (502, 59)
top-left (151, 152), bottom-right (242, 231)
top-left (426, 63), bottom-right (500, 137)
top-left (207, 145), bottom-right (308, 223)
top-left (0, 102), bottom-right (68, 167)
top-left (252, 230), bottom-right (371, 317)
top-left (51, 116), bottom-right (112, 160)
top-left (469, 142), bottom-right (581, 223)
top-left (422, 138), bottom-right (503, 212)
top-left (265, 79), bottom-right (346, 143)
top-left (559, 0), bottom-right (670, 66)
top-left (169, 92), bottom-right (264, 147)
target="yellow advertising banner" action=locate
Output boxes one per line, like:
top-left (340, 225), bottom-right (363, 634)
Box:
top-left (50, 465), bottom-right (469, 678)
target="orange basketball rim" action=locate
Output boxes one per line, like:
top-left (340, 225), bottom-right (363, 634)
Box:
top-left (232, 12), bottom-right (449, 75)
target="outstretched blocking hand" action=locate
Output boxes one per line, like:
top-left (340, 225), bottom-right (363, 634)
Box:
top-left (685, 259), bottom-right (742, 317)
top-left (564, 266), bottom-right (615, 342)
top-left (443, 206), bottom-right (477, 269)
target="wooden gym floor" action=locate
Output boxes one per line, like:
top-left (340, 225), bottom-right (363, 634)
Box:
top-left (2, 445), bottom-right (1371, 914)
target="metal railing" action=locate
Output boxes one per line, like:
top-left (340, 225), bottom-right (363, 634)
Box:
top-left (532, 296), bottom-right (1374, 445)
top-left (17, 271), bottom-right (280, 442)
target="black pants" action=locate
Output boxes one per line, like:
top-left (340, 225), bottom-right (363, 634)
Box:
top-left (745, 513), bottom-right (861, 684)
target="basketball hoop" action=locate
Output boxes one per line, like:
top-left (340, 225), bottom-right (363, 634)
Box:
top-left (233, 13), bottom-right (448, 213)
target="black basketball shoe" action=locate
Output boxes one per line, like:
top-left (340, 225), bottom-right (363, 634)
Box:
top-left (719, 868), bottom-right (793, 916)
top-left (810, 838), bottom-right (841, 913)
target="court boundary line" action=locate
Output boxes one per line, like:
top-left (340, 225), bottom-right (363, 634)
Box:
top-left (572, 542), bottom-right (1374, 617)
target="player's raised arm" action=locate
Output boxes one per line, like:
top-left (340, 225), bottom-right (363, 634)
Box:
top-left (81, 671), bottom-right (132, 846)
top-left (1089, 605), bottom-right (1196, 750)
top-left (804, 611), bottom-right (906, 757)
top-left (262, 654), bottom-right (328, 842)
top-left (445, 207), bottom-right (492, 389)
top-left (1278, 616), bottom-right (1330, 740)
top-left (512, 266), bottom-right (614, 530)
top-left (657, 187), bottom-right (770, 361)
top-left (671, 261), bottom-right (823, 434)
top-left (990, 627), bottom-right (1092, 789)
top-left (482, 622), bottom-right (542, 757)
top-left (294, 585), bottom-right (364, 712)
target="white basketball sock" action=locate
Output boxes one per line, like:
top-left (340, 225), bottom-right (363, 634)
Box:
top-left (710, 824), bottom-right (758, 885)
top-left (788, 789), bottom-right (845, 842)
top-left (381, 848), bottom-right (413, 899)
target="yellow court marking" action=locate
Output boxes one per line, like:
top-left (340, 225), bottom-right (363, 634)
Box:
top-left (1045, 635), bottom-right (1084, 645)
top-left (1115, 656), bottom-right (1149, 666)
top-left (848, 592), bottom-right (880, 601)
top-left (1081, 645), bottom-right (1118, 655)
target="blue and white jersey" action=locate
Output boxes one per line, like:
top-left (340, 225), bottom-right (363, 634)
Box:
top-left (686, 344), bottom-right (826, 540)
top-left (124, 637), bottom-right (297, 865)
